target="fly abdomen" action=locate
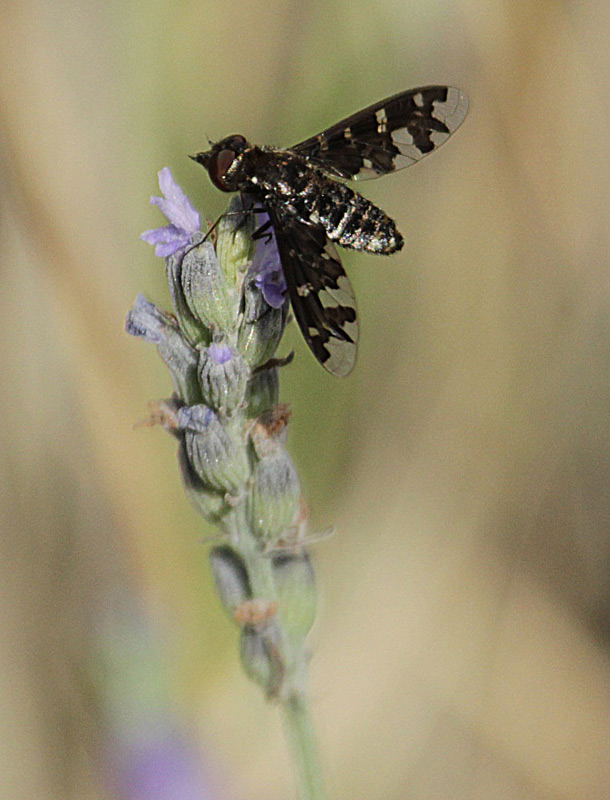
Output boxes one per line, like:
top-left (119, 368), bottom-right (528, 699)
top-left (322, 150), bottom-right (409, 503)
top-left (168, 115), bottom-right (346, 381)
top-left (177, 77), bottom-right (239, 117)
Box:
top-left (336, 197), bottom-right (403, 253)
top-left (313, 181), bottom-right (403, 254)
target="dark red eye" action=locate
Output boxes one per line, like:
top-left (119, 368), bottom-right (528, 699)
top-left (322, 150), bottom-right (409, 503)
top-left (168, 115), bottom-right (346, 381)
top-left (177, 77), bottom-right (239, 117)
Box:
top-left (209, 149), bottom-right (236, 191)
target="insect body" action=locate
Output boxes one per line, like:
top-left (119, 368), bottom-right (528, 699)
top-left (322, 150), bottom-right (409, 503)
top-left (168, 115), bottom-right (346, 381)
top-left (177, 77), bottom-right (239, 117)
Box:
top-left (192, 86), bottom-right (468, 377)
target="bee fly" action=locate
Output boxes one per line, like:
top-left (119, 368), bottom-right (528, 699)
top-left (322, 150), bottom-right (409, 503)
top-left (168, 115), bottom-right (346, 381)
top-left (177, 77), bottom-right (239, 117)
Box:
top-left (191, 86), bottom-right (468, 377)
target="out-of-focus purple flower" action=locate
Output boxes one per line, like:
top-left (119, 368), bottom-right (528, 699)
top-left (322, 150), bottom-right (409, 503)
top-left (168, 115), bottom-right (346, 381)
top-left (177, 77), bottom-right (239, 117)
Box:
top-left (208, 343), bottom-right (233, 364)
top-left (248, 213), bottom-right (287, 309)
top-left (99, 608), bottom-right (221, 800)
top-left (141, 168), bottom-right (201, 257)
top-left (113, 728), bottom-right (216, 800)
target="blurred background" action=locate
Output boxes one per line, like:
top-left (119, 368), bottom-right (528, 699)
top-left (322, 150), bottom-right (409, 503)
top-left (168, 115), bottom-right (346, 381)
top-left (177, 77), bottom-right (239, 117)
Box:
top-left (1, 1), bottom-right (610, 798)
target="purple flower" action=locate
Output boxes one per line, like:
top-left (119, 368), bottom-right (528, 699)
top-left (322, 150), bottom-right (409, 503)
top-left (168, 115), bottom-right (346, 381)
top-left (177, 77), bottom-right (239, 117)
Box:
top-left (141, 168), bottom-right (201, 257)
top-left (108, 725), bottom-right (219, 800)
top-left (248, 213), bottom-right (287, 309)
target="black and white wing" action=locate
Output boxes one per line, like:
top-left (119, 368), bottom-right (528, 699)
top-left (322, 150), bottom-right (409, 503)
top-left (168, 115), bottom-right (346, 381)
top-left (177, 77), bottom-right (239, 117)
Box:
top-left (292, 85), bottom-right (468, 181)
top-left (269, 210), bottom-right (358, 377)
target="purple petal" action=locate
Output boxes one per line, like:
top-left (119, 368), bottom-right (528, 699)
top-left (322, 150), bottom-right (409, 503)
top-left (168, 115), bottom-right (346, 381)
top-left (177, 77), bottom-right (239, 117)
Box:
top-left (208, 343), bottom-right (233, 364)
top-left (140, 225), bottom-right (181, 245)
top-left (178, 405), bottom-right (215, 432)
top-left (153, 167), bottom-right (200, 233)
top-left (249, 215), bottom-right (287, 309)
top-left (154, 236), bottom-right (191, 258)
top-left (254, 270), bottom-right (287, 309)
top-left (125, 294), bottom-right (164, 343)
top-left (141, 225), bottom-right (192, 257)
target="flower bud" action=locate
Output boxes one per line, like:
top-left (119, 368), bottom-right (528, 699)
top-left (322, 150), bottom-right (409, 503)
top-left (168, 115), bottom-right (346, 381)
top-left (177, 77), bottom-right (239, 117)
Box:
top-left (240, 625), bottom-right (284, 698)
top-left (178, 405), bottom-right (250, 494)
top-left (273, 552), bottom-right (316, 647)
top-left (198, 342), bottom-right (250, 413)
top-left (165, 233), bottom-right (211, 344)
top-left (238, 276), bottom-right (288, 368)
top-left (248, 446), bottom-right (300, 546)
top-left (177, 439), bottom-right (227, 522)
top-left (215, 196), bottom-right (255, 288)
top-left (209, 546), bottom-right (251, 617)
top-left (180, 240), bottom-right (238, 335)
top-left (126, 295), bottom-right (202, 405)
top-left (245, 367), bottom-right (279, 419)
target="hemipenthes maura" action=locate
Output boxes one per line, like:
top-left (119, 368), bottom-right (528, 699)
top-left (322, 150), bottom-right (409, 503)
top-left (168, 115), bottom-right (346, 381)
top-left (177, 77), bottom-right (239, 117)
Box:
top-left (192, 86), bottom-right (468, 377)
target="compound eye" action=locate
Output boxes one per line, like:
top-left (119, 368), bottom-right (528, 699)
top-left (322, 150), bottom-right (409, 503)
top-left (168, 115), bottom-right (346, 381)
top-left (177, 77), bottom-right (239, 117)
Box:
top-left (209, 149), bottom-right (236, 191)
top-left (227, 134), bottom-right (247, 148)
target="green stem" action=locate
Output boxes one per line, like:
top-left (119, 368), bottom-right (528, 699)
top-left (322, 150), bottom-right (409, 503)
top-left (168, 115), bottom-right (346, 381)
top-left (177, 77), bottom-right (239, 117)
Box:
top-left (282, 691), bottom-right (326, 800)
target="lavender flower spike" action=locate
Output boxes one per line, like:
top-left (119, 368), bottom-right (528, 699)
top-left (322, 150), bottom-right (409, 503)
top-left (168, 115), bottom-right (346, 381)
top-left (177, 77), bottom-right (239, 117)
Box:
top-left (140, 167), bottom-right (201, 257)
top-left (130, 171), bottom-right (326, 800)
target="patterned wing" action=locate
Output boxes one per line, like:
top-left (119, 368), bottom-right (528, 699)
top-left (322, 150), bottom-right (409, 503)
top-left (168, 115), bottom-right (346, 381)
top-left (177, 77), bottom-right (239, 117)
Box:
top-left (269, 209), bottom-right (358, 377)
top-left (292, 85), bottom-right (468, 181)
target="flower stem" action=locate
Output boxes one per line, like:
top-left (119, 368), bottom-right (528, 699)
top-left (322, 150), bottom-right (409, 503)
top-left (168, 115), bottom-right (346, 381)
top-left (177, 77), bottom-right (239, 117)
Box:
top-left (132, 173), bottom-right (327, 799)
top-left (283, 691), bottom-right (326, 800)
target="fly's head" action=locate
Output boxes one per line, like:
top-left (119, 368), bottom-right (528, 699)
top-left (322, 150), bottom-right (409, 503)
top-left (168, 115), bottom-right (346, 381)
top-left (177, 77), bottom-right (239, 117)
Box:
top-left (191, 134), bottom-right (251, 192)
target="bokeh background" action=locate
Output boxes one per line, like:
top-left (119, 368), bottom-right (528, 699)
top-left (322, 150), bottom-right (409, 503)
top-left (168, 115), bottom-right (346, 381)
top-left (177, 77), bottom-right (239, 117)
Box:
top-left (2, 1), bottom-right (610, 798)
